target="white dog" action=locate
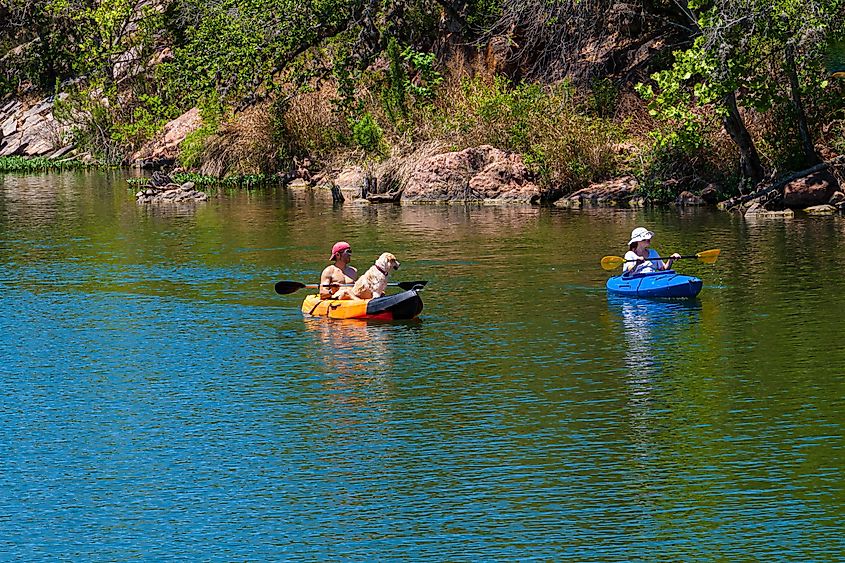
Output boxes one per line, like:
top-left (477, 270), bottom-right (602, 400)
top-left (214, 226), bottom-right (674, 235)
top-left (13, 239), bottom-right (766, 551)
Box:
top-left (351, 252), bottom-right (400, 299)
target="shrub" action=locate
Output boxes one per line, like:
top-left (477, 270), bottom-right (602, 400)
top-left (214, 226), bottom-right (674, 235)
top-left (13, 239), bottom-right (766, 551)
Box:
top-left (351, 113), bottom-right (386, 155)
top-left (415, 76), bottom-right (623, 190)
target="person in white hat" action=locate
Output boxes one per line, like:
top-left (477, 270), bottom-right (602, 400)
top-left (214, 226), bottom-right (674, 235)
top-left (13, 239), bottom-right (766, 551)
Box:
top-left (623, 227), bottom-right (681, 274)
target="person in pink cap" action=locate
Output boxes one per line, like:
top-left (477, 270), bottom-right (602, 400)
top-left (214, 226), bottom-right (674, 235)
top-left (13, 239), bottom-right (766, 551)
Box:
top-left (319, 241), bottom-right (358, 299)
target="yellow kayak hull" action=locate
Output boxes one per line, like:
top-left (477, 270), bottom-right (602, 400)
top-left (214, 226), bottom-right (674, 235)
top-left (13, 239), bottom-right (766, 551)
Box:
top-left (301, 290), bottom-right (423, 320)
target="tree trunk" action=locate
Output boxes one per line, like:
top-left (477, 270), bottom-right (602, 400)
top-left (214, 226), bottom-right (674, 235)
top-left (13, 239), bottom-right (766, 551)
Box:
top-left (721, 91), bottom-right (764, 186)
top-left (785, 44), bottom-right (821, 167)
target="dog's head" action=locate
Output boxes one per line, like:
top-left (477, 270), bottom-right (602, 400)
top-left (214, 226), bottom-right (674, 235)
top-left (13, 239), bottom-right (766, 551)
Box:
top-left (376, 252), bottom-right (400, 272)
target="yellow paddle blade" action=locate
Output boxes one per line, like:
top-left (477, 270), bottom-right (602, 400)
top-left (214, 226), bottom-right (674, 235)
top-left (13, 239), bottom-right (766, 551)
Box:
top-left (696, 249), bottom-right (721, 264)
top-left (601, 255), bottom-right (625, 270)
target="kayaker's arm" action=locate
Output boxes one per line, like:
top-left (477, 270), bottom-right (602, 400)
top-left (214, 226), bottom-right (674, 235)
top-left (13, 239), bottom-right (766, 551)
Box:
top-left (623, 251), bottom-right (642, 273)
top-left (319, 266), bottom-right (339, 299)
top-left (663, 253), bottom-right (682, 270)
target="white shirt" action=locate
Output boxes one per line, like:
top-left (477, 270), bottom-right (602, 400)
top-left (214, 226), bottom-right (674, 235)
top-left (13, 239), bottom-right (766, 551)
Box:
top-left (623, 250), bottom-right (664, 273)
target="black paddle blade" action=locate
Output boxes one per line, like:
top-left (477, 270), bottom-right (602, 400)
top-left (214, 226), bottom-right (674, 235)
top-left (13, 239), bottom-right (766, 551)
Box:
top-left (396, 280), bottom-right (428, 291)
top-left (274, 280), bottom-right (307, 295)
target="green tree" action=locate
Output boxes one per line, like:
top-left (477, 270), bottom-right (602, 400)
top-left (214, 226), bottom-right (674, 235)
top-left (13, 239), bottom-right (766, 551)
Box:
top-left (640, 0), bottom-right (845, 185)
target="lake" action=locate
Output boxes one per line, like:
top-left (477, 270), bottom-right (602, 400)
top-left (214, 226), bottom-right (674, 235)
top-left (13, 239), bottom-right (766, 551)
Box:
top-left (1, 170), bottom-right (843, 560)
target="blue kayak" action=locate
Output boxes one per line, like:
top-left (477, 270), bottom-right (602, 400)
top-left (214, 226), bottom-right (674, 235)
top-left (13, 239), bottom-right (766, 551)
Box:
top-left (606, 270), bottom-right (703, 298)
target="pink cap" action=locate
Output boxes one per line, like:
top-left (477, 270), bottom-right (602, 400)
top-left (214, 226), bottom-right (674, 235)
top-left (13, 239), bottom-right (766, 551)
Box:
top-left (330, 241), bottom-right (351, 260)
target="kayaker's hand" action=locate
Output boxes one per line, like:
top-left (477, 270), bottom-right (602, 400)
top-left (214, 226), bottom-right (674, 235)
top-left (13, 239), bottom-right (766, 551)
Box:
top-left (670, 253), bottom-right (681, 260)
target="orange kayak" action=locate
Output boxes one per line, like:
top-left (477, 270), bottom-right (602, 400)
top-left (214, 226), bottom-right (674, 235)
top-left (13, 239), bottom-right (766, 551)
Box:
top-left (301, 289), bottom-right (423, 320)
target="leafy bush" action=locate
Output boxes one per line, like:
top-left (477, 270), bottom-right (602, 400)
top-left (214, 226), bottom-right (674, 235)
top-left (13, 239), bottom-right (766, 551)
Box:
top-left (112, 94), bottom-right (180, 150)
top-left (178, 99), bottom-right (224, 169)
top-left (351, 113), bottom-right (386, 154)
top-left (422, 76), bottom-right (623, 189)
top-left (0, 156), bottom-right (85, 173)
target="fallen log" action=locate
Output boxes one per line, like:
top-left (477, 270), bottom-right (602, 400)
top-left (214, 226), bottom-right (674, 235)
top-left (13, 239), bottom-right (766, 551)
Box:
top-left (366, 190), bottom-right (402, 203)
top-left (718, 155), bottom-right (845, 212)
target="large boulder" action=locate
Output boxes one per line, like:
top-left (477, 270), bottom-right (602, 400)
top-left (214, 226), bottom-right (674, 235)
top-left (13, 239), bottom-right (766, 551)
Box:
top-left (402, 145), bottom-right (540, 203)
top-left (131, 107), bottom-right (201, 166)
top-left (554, 175), bottom-right (643, 208)
top-left (783, 170), bottom-right (839, 208)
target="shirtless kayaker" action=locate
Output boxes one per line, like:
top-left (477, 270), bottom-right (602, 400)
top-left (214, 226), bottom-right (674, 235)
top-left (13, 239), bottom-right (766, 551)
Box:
top-left (320, 241), bottom-right (357, 299)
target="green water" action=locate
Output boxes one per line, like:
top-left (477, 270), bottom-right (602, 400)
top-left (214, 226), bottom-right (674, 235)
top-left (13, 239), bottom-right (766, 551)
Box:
top-left (1, 170), bottom-right (843, 560)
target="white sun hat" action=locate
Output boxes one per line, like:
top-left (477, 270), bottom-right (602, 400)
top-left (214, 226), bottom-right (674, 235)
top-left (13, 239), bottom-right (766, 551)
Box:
top-left (628, 227), bottom-right (654, 246)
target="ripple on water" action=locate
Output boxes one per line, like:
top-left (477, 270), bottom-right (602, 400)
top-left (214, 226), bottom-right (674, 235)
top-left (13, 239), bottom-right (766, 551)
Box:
top-left (1, 178), bottom-right (843, 559)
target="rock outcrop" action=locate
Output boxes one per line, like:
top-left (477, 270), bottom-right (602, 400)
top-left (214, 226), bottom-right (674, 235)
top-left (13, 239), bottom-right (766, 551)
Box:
top-left (130, 107), bottom-right (201, 167)
top-left (401, 145), bottom-right (541, 203)
top-left (0, 96), bottom-right (73, 157)
top-left (553, 175), bottom-right (643, 208)
top-left (332, 166), bottom-right (367, 198)
top-left (783, 170), bottom-right (839, 208)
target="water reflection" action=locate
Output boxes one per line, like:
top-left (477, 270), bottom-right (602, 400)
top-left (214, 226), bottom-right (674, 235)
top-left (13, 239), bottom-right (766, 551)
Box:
top-left (608, 296), bottom-right (703, 435)
top-left (301, 317), bottom-right (422, 417)
top-left (609, 295), bottom-right (702, 376)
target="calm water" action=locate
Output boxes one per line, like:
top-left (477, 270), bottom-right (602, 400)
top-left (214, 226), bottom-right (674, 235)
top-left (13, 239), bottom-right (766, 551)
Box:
top-left (1, 171), bottom-right (843, 560)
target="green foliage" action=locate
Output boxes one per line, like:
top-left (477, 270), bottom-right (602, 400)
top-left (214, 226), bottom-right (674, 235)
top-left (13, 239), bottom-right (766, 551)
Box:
top-left (465, 0), bottom-right (502, 29)
top-left (112, 94), bottom-right (180, 149)
top-left (638, 0), bottom-right (845, 176)
top-left (401, 46), bottom-right (442, 103)
top-left (0, 156), bottom-right (86, 173)
top-left (438, 76), bottom-right (622, 188)
top-left (158, 0), bottom-right (359, 106)
top-left (171, 171), bottom-right (273, 189)
top-left (178, 97), bottom-right (224, 169)
top-left (588, 78), bottom-right (619, 118)
top-left (129, 171), bottom-right (276, 189)
top-left (331, 49), bottom-right (363, 119)
top-left (383, 37), bottom-right (409, 123)
top-left (381, 38), bottom-right (442, 126)
top-left (350, 113), bottom-right (386, 154)
top-left (52, 86), bottom-right (122, 164)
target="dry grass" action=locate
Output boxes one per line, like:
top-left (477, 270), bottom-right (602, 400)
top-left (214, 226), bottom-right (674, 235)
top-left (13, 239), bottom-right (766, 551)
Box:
top-left (277, 84), bottom-right (347, 157)
top-left (199, 104), bottom-right (276, 177)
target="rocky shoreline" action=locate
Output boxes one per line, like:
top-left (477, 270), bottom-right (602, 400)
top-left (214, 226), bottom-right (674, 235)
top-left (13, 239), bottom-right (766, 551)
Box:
top-left (3, 97), bottom-right (843, 214)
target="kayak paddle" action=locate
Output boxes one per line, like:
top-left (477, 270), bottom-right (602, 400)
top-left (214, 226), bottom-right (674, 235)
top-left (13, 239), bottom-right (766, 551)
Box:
top-left (274, 280), bottom-right (428, 295)
top-left (600, 249), bottom-right (720, 271)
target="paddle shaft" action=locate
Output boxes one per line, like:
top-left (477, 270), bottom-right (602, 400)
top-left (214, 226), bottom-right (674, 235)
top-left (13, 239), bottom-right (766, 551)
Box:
top-left (618, 254), bottom-right (692, 264)
top-left (303, 282), bottom-right (407, 288)
top-left (274, 279), bottom-right (427, 295)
